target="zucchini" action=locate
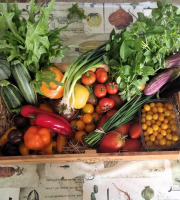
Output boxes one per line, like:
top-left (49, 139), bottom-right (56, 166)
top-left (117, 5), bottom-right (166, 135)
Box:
top-left (11, 61), bottom-right (37, 105)
top-left (0, 80), bottom-right (25, 114)
top-left (0, 59), bottom-right (11, 81)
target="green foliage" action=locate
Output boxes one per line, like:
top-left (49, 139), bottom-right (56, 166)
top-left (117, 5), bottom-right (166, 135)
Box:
top-left (67, 3), bottom-right (86, 20)
top-left (105, 0), bottom-right (180, 101)
top-left (0, 0), bottom-right (69, 92)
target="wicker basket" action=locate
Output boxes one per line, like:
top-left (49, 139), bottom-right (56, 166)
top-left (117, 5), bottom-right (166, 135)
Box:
top-left (0, 92), bottom-right (180, 165)
top-left (0, 96), bottom-right (13, 137)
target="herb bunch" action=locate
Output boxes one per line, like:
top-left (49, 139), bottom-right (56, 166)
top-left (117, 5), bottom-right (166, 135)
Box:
top-left (104, 0), bottom-right (180, 101)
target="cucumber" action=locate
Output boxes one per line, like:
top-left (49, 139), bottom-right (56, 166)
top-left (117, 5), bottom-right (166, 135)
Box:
top-left (11, 61), bottom-right (37, 105)
top-left (0, 59), bottom-right (11, 81)
top-left (0, 80), bottom-right (24, 114)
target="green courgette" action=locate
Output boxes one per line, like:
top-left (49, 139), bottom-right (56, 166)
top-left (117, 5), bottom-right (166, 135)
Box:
top-left (0, 80), bottom-right (25, 114)
top-left (11, 61), bottom-right (37, 105)
top-left (0, 59), bottom-right (11, 81)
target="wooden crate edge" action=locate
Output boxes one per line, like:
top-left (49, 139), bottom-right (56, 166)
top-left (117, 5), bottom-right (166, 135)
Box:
top-left (0, 150), bottom-right (180, 165)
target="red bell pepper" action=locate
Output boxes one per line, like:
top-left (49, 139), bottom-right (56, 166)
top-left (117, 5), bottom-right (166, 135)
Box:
top-left (35, 113), bottom-right (74, 138)
top-left (24, 126), bottom-right (51, 150)
top-left (21, 105), bottom-right (72, 128)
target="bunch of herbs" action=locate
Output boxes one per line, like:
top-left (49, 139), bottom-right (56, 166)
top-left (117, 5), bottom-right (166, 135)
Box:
top-left (104, 0), bottom-right (180, 101)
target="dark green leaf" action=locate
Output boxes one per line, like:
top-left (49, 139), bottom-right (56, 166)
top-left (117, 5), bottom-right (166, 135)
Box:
top-left (162, 0), bottom-right (170, 7)
top-left (109, 59), bottom-right (119, 67)
top-left (134, 38), bottom-right (142, 51)
top-left (122, 65), bottom-right (131, 75)
top-left (137, 12), bottom-right (146, 21)
top-left (153, 26), bottom-right (164, 33)
top-left (142, 66), bottom-right (155, 75)
top-left (119, 81), bottom-right (127, 89)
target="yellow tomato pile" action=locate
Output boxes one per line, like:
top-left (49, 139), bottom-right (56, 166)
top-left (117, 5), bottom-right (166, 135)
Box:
top-left (141, 101), bottom-right (179, 148)
top-left (70, 103), bottom-right (103, 144)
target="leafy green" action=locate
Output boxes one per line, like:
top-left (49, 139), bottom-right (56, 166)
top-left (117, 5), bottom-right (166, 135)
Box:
top-left (0, 0), bottom-right (79, 93)
top-left (0, 0), bottom-right (65, 72)
top-left (67, 3), bottom-right (86, 20)
top-left (105, 0), bottom-right (180, 101)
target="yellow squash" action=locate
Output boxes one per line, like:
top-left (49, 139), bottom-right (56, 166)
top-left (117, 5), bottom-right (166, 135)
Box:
top-left (70, 83), bottom-right (89, 109)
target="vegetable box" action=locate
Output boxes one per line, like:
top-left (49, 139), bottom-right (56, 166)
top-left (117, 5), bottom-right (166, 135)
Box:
top-left (0, 0), bottom-right (180, 165)
top-left (0, 92), bottom-right (179, 165)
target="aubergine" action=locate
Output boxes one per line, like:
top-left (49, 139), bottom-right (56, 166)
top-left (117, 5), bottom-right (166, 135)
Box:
top-left (159, 76), bottom-right (180, 98)
top-left (144, 68), bottom-right (180, 95)
top-left (165, 52), bottom-right (180, 68)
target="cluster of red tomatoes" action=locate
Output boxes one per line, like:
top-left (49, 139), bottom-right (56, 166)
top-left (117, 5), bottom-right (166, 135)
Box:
top-left (81, 68), bottom-right (119, 112)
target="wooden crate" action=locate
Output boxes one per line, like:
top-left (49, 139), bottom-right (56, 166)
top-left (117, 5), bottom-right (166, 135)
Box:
top-left (0, 92), bottom-right (179, 165)
top-left (1, 150), bottom-right (180, 165)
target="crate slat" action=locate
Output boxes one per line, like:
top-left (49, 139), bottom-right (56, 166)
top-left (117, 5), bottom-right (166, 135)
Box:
top-left (0, 150), bottom-right (180, 165)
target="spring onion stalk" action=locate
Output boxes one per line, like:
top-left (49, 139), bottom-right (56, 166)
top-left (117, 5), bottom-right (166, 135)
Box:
top-left (60, 43), bottom-right (106, 111)
top-left (83, 95), bottom-right (153, 147)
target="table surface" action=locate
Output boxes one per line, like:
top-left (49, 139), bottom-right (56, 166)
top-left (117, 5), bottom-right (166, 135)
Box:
top-left (1, 160), bottom-right (180, 200)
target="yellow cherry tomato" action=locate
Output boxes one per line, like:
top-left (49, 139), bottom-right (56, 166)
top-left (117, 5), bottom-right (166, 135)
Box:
top-left (82, 103), bottom-right (94, 114)
top-left (76, 120), bottom-right (85, 131)
top-left (82, 114), bottom-right (93, 124)
top-left (144, 104), bottom-right (151, 111)
top-left (75, 131), bottom-right (87, 143)
top-left (85, 123), bottom-right (96, 133)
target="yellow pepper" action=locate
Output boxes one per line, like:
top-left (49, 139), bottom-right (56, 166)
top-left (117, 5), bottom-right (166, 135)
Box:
top-left (57, 134), bottom-right (67, 153)
top-left (40, 141), bottom-right (57, 155)
top-left (19, 143), bottom-right (30, 156)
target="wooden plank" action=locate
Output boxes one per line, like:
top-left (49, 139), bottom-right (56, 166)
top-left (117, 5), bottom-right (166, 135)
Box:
top-left (0, 151), bottom-right (180, 165)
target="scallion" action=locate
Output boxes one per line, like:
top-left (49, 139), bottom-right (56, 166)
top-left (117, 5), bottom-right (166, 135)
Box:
top-left (60, 42), bottom-right (107, 111)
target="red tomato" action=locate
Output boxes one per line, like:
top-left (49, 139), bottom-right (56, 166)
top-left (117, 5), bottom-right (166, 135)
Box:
top-left (98, 131), bottom-right (125, 153)
top-left (122, 139), bottom-right (142, 152)
top-left (94, 84), bottom-right (107, 98)
top-left (99, 98), bottom-right (114, 112)
top-left (106, 109), bottom-right (117, 119)
top-left (97, 115), bottom-right (108, 128)
top-left (106, 82), bottom-right (118, 94)
top-left (108, 94), bottom-right (123, 109)
top-left (81, 71), bottom-right (96, 85)
top-left (95, 68), bottom-right (108, 83)
top-left (117, 121), bottom-right (131, 136)
top-left (129, 123), bottom-right (141, 139)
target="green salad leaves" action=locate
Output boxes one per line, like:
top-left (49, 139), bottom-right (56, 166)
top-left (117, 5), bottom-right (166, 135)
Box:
top-left (0, 0), bottom-right (64, 72)
top-left (0, 0), bottom-right (86, 94)
top-left (104, 0), bottom-right (180, 101)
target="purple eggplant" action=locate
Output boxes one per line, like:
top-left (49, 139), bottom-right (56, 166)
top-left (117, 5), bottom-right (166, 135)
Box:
top-left (165, 52), bottom-right (180, 68)
top-left (144, 68), bottom-right (180, 95)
